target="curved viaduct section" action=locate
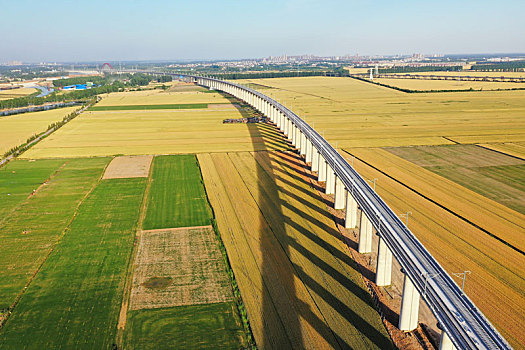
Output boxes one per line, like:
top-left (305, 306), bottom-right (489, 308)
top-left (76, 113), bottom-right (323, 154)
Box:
top-left (137, 71), bottom-right (510, 349)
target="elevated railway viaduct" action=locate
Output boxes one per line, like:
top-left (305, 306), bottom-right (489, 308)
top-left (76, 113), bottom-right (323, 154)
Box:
top-left (130, 70), bottom-right (512, 350)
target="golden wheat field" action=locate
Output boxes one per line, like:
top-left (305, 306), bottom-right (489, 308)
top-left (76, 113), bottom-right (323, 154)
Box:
top-left (0, 87), bottom-right (38, 101)
top-left (339, 150), bottom-right (525, 347)
top-left (373, 78), bottom-right (523, 91)
top-left (0, 107), bottom-right (78, 154)
top-left (198, 149), bottom-right (393, 349)
top-left (22, 90), bottom-right (289, 158)
top-left (96, 88), bottom-right (229, 106)
top-left (346, 147), bottom-right (525, 250)
top-left (479, 142), bottom-right (525, 159)
top-left (239, 76), bottom-right (525, 148)
top-left (390, 71), bottom-right (525, 78)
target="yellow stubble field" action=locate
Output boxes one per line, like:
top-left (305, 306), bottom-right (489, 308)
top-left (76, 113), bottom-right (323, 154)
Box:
top-left (198, 150), bottom-right (393, 350)
top-left (0, 107), bottom-right (78, 154)
top-left (238, 76), bottom-right (525, 148)
top-left (22, 89), bottom-right (290, 158)
top-left (373, 78), bottom-right (524, 91)
top-left (339, 149), bottom-right (525, 347)
top-left (0, 87), bottom-right (38, 101)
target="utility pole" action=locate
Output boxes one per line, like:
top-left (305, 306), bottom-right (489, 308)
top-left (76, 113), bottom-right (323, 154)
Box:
top-left (399, 211), bottom-right (413, 227)
top-left (367, 178), bottom-right (378, 191)
top-left (452, 270), bottom-right (471, 292)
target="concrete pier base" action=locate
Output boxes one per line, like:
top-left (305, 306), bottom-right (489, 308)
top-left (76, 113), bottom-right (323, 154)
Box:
top-left (345, 192), bottom-right (358, 228)
top-left (318, 157), bottom-right (327, 182)
top-left (334, 176), bottom-right (345, 209)
top-left (358, 213), bottom-right (373, 253)
top-left (439, 331), bottom-right (456, 350)
top-left (399, 274), bottom-right (420, 331)
top-left (311, 149), bottom-right (319, 172)
top-left (325, 165), bottom-right (335, 194)
top-left (376, 237), bottom-right (393, 286)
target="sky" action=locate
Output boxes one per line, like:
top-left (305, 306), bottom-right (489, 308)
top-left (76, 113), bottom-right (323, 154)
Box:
top-left (1, 0), bottom-right (524, 62)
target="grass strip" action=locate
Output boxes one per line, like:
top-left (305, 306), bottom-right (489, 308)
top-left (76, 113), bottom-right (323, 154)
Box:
top-left (125, 303), bottom-right (247, 350)
top-left (142, 155), bottom-right (212, 230)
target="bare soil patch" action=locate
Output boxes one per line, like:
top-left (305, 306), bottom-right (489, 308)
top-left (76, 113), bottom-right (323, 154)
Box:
top-left (208, 103), bottom-right (236, 110)
top-left (129, 226), bottom-right (232, 311)
top-left (103, 155), bottom-right (153, 179)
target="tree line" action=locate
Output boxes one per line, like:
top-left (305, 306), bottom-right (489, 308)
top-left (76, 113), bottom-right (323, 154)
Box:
top-left (377, 66), bottom-right (462, 74)
top-left (471, 61), bottom-right (525, 72)
top-left (213, 71), bottom-right (326, 80)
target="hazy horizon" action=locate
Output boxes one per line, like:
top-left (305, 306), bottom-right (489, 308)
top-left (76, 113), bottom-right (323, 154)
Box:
top-left (2, 0), bottom-right (524, 62)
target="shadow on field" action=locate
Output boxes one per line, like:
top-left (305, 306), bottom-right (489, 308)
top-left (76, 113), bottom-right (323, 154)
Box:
top-left (229, 95), bottom-right (393, 349)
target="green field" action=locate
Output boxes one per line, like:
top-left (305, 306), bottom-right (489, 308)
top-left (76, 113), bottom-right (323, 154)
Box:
top-left (89, 103), bottom-right (209, 111)
top-left (386, 144), bottom-right (525, 214)
top-left (0, 159), bottom-right (67, 218)
top-left (124, 303), bottom-right (246, 350)
top-left (143, 155), bottom-right (213, 230)
top-left (0, 158), bottom-right (109, 312)
top-left (0, 177), bottom-right (146, 349)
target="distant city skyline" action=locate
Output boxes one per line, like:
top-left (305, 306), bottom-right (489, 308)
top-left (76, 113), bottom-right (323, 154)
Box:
top-left (2, 0), bottom-right (524, 62)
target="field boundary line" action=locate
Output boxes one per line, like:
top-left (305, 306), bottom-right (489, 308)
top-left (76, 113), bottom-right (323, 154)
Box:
top-left (115, 155), bottom-right (155, 347)
top-left (442, 136), bottom-right (460, 144)
top-left (0, 158), bottom-right (110, 331)
top-left (342, 149), bottom-right (525, 256)
top-left (475, 144), bottom-right (525, 161)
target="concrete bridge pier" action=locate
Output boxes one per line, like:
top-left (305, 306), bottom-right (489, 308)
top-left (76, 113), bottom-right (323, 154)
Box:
top-left (358, 212), bottom-right (373, 253)
top-left (334, 176), bottom-right (346, 209)
top-left (439, 330), bottom-right (456, 350)
top-left (325, 165), bottom-right (336, 194)
top-left (305, 140), bottom-right (313, 163)
top-left (375, 237), bottom-right (393, 286)
top-left (318, 157), bottom-right (327, 182)
top-left (295, 128), bottom-right (302, 151)
top-left (300, 133), bottom-right (307, 157)
top-left (283, 115), bottom-right (289, 136)
top-left (345, 192), bottom-right (358, 228)
top-left (399, 274), bottom-right (420, 331)
top-left (311, 148), bottom-right (319, 172)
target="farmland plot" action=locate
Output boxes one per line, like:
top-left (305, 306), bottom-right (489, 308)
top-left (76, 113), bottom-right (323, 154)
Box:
top-left (0, 177), bottom-right (147, 349)
top-left (0, 158), bottom-right (109, 313)
top-left (143, 155), bottom-right (212, 230)
top-left (124, 226), bottom-right (245, 350)
top-left (0, 158), bottom-right (67, 218)
top-left (239, 76), bottom-right (525, 148)
top-left (384, 144), bottom-right (525, 215)
top-left (0, 107), bottom-right (78, 154)
top-left (129, 226), bottom-right (232, 310)
top-left (199, 151), bottom-right (393, 349)
top-left (340, 150), bottom-right (525, 347)
top-left (122, 154), bottom-right (246, 349)
top-left (346, 147), bottom-right (525, 252)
